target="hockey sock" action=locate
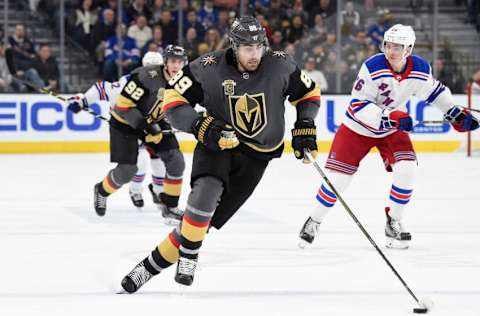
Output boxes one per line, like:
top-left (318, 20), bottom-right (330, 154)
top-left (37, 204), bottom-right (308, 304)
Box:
top-left (143, 228), bottom-right (181, 274)
top-left (388, 160), bottom-right (416, 220)
top-left (100, 171), bottom-right (120, 195)
top-left (311, 171), bottom-right (353, 222)
top-left (129, 149), bottom-right (149, 193)
top-left (150, 158), bottom-right (166, 194)
top-left (179, 177), bottom-right (223, 258)
top-left (161, 174), bottom-right (182, 207)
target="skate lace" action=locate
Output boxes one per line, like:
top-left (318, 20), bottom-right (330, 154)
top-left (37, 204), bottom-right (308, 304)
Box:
top-left (129, 263), bottom-right (152, 286)
top-left (305, 218), bottom-right (320, 236)
top-left (388, 218), bottom-right (404, 236)
top-left (178, 257), bottom-right (197, 276)
top-left (96, 194), bottom-right (107, 208)
top-left (169, 207), bottom-right (184, 217)
top-left (130, 192), bottom-right (143, 202)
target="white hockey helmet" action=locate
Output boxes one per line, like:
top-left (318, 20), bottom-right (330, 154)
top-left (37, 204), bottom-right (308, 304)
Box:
top-left (142, 51), bottom-right (164, 66)
top-left (383, 24), bottom-right (416, 51)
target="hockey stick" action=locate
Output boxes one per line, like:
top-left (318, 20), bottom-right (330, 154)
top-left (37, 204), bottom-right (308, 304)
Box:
top-left (304, 149), bottom-right (431, 313)
top-left (11, 76), bottom-right (110, 122)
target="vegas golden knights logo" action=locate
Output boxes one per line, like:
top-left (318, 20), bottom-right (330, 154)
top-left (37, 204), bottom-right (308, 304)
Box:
top-left (228, 93), bottom-right (267, 138)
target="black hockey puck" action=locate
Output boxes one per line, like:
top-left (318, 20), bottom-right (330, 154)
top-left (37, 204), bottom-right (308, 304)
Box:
top-left (413, 308), bottom-right (428, 314)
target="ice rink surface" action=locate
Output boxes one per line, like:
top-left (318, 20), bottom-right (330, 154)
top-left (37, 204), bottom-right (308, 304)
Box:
top-left (0, 152), bottom-right (479, 316)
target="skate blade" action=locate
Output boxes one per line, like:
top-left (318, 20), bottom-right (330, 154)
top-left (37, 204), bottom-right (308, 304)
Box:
top-left (298, 239), bottom-right (310, 249)
top-left (386, 237), bottom-right (409, 249)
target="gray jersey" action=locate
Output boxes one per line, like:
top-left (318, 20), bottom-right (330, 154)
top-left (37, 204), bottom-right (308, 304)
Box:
top-left (163, 48), bottom-right (321, 154)
top-left (112, 65), bottom-right (167, 129)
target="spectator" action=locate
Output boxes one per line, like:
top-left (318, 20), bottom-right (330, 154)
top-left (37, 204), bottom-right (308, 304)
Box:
top-left (265, 0), bottom-right (288, 30)
top-left (125, 0), bottom-right (152, 25)
top-left (31, 44), bottom-right (60, 90)
top-left (340, 1), bottom-right (360, 37)
top-left (322, 32), bottom-right (337, 54)
top-left (322, 50), bottom-right (338, 93)
top-left (184, 27), bottom-right (200, 60)
top-left (74, 0), bottom-right (98, 52)
top-left (198, 0), bottom-right (219, 30)
top-left (92, 8), bottom-right (117, 64)
top-left (157, 10), bottom-right (178, 45)
top-left (303, 56), bottom-right (328, 92)
top-left (270, 30), bottom-right (285, 51)
top-left (287, 0), bottom-right (309, 24)
top-left (128, 15), bottom-right (153, 50)
top-left (471, 69), bottom-right (480, 94)
top-left (285, 15), bottom-right (307, 44)
top-left (142, 25), bottom-right (166, 55)
top-left (217, 10), bottom-right (230, 36)
top-left (98, 0), bottom-right (128, 25)
top-left (309, 13), bottom-right (328, 45)
top-left (204, 28), bottom-right (223, 52)
top-left (197, 42), bottom-right (210, 56)
top-left (185, 9), bottom-right (206, 39)
top-left (8, 24), bottom-right (35, 73)
top-left (172, 0), bottom-right (190, 26)
top-left (255, 13), bottom-right (272, 41)
top-left (434, 58), bottom-right (464, 94)
top-left (367, 9), bottom-right (393, 49)
top-left (308, 0), bottom-right (336, 27)
top-left (151, 0), bottom-right (167, 24)
top-left (103, 24), bottom-right (140, 82)
top-left (0, 43), bottom-right (12, 92)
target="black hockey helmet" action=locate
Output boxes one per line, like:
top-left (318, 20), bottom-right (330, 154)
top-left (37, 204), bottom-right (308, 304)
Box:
top-left (228, 15), bottom-right (269, 52)
top-left (163, 44), bottom-right (188, 64)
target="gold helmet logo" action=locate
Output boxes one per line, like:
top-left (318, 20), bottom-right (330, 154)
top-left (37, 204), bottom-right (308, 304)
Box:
top-left (229, 93), bottom-right (267, 138)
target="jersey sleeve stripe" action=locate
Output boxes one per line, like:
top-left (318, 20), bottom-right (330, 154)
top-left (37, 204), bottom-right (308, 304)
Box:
top-left (163, 89), bottom-right (190, 112)
top-left (289, 84), bottom-right (321, 106)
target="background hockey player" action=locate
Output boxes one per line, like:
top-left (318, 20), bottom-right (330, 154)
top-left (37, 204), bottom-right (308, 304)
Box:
top-left (119, 15), bottom-right (321, 293)
top-left (80, 45), bottom-right (188, 223)
top-left (67, 52), bottom-right (167, 209)
top-left (298, 24), bottom-right (480, 249)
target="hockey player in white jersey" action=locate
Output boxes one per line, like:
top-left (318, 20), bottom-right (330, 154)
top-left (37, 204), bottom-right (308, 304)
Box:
top-left (299, 24), bottom-right (479, 249)
top-left (67, 52), bottom-right (167, 209)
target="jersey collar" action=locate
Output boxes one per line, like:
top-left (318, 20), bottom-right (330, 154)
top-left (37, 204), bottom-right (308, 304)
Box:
top-left (386, 56), bottom-right (413, 81)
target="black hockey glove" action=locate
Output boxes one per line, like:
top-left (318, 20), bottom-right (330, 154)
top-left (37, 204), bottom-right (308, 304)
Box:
top-left (144, 123), bottom-right (163, 144)
top-left (291, 118), bottom-right (318, 163)
top-left (192, 114), bottom-right (239, 151)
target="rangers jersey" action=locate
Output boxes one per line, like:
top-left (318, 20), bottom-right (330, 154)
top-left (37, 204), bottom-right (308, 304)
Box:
top-left (82, 75), bottom-right (130, 116)
top-left (344, 53), bottom-right (454, 138)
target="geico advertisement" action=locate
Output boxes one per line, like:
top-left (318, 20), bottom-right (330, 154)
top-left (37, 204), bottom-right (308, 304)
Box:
top-left (0, 94), bottom-right (467, 141)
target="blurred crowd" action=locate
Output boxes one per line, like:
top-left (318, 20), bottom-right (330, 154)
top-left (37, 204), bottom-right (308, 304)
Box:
top-left (1, 0), bottom-right (479, 93)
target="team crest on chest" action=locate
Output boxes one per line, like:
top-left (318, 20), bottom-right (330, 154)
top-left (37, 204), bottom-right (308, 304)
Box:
top-left (222, 79), bottom-right (236, 95)
top-left (228, 93), bottom-right (267, 138)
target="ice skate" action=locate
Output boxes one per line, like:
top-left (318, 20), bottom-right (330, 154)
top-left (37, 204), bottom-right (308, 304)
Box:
top-left (94, 183), bottom-right (108, 216)
top-left (385, 207), bottom-right (411, 249)
top-left (121, 261), bottom-right (155, 293)
top-left (298, 217), bottom-right (321, 248)
top-left (129, 190), bottom-right (144, 208)
top-left (174, 256), bottom-right (198, 286)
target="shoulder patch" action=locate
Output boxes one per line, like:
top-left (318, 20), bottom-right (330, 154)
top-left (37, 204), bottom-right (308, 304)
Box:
top-left (272, 50), bottom-right (287, 58)
top-left (365, 54), bottom-right (388, 74)
top-left (411, 55), bottom-right (430, 74)
top-left (202, 54), bottom-right (217, 66)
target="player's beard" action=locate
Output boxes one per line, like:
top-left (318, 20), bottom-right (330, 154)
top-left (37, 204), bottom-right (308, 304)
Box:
top-left (239, 58), bottom-right (261, 72)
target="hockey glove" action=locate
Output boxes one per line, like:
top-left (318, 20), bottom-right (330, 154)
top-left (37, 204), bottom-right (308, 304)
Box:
top-left (291, 118), bottom-right (318, 163)
top-left (192, 114), bottom-right (240, 151)
top-left (67, 94), bottom-right (88, 114)
top-left (444, 106), bottom-right (479, 132)
top-left (381, 110), bottom-right (413, 132)
top-left (145, 123), bottom-right (163, 144)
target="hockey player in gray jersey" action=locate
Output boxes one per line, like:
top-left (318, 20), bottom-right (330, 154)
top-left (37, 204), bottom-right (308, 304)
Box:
top-left (93, 45), bottom-right (187, 223)
top-left (120, 16), bottom-right (321, 292)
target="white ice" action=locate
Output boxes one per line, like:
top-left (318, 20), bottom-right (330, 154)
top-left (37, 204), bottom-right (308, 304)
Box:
top-left (0, 152), bottom-right (479, 316)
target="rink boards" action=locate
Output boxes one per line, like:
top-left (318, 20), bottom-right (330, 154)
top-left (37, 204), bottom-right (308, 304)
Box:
top-left (0, 94), bottom-right (468, 153)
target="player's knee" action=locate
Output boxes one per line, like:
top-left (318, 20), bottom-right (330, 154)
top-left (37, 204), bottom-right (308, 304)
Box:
top-left (161, 149), bottom-right (185, 177)
top-left (114, 164), bottom-right (138, 184)
top-left (393, 160), bottom-right (416, 177)
top-left (188, 176), bottom-right (224, 212)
